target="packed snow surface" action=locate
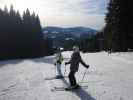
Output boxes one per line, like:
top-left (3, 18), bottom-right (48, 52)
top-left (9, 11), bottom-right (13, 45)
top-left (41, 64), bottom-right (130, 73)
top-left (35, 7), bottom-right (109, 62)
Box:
top-left (0, 51), bottom-right (133, 100)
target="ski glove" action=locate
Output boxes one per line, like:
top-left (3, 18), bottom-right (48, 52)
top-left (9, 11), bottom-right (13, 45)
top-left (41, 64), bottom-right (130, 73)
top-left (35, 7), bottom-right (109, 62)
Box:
top-left (86, 65), bottom-right (90, 69)
top-left (65, 62), bottom-right (69, 65)
top-left (65, 62), bottom-right (67, 65)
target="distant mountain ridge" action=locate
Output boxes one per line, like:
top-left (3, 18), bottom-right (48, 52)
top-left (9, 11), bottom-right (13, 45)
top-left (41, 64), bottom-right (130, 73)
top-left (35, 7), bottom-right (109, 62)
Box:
top-left (43, 26), bottom-right (97, 37)
top-left (42, 26), bottom-right (97, 47)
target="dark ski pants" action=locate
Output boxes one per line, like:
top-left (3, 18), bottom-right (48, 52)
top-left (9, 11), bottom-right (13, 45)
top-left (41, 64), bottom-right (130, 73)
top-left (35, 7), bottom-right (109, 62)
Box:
top-left (68, 71), bottom-right (77, 86)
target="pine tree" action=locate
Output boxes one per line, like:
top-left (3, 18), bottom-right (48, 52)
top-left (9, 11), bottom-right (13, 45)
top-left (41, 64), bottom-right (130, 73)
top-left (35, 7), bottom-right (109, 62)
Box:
top-left (0, 5), bottom-right (53, 59)
top-left (104, 0), bottom-right (128, 51)
top-left (127, 1), bottom-right (133, 49)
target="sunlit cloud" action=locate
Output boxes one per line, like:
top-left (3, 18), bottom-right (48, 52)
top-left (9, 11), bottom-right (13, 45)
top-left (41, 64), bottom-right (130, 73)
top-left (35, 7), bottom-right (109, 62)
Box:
top-left (0, 0), bottom-right (108, 30)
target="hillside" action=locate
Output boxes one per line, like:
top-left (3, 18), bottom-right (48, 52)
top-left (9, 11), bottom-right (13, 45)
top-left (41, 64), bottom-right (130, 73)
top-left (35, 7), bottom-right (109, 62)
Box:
top-left (42, 27), bottom-right (97, 47)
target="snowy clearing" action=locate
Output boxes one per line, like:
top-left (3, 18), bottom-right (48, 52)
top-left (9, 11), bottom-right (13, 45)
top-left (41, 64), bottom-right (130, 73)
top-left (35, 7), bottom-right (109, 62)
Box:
top-left (0, 51), bottom-right (133, 100)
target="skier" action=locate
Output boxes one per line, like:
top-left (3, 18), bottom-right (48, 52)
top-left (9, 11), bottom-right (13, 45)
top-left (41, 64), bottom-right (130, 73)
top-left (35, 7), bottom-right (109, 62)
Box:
top-left (54, 47), bottom-right (64, 78)
top-left (65, 46), bottom-right (89, 90)
top-left (108, 48), bottom-right (112, 55)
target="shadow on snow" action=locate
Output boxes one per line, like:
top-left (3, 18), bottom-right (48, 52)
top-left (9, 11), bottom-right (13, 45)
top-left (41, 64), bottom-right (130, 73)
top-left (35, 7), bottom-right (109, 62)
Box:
top-left (56, 64), bottom-right (96, 100)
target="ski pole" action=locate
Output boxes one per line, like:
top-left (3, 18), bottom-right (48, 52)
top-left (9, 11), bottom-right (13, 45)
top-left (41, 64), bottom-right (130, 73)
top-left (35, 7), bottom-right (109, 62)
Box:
top-left (64, 64), bottom-right (66, 76)
top-left (80, 69), bottom-right (88, 83)
top-left (54, 63), bottom-right (57, 76)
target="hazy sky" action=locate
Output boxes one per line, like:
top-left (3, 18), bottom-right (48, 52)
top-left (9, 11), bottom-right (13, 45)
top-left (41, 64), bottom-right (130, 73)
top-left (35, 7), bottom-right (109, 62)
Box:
top-left (0, 0), bottom-right (109, 30)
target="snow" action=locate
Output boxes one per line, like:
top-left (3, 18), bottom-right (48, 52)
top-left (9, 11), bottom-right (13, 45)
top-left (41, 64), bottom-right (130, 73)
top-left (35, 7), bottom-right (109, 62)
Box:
top-left (0, 51), bottom-right (133, 100)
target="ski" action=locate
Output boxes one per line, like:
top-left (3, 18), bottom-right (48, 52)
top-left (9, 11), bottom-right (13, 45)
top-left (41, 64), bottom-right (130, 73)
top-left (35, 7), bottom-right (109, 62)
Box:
top-left (51, 85), bottom-right (88, 91)
top-left (45, 76), bottom-right (67, 80)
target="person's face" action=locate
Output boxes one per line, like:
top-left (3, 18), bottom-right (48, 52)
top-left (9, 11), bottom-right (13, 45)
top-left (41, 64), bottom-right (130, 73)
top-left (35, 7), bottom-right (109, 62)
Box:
top-left (73, 47), bottom-right (78, 52)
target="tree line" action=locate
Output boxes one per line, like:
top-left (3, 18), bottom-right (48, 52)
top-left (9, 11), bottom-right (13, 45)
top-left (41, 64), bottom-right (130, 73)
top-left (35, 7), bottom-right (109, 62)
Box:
top-left (0, 5), bottom-right (53, 60)
top-left (81, 0), bottom-right (133, 52)
top-left (104, 0), bottom-right (133, 52)
top-left (60, 34), bottom-right (102, 52)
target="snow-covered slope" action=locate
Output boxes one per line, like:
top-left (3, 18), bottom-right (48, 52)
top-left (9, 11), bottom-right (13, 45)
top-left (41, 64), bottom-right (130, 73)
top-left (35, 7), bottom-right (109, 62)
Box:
top-left (0, 51), bottom-right (133, 100)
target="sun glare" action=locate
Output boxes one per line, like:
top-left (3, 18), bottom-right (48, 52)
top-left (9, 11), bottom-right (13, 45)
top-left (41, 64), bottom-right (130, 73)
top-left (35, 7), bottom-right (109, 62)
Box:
top-left (3, 0), bottom-right (42, 14)
top-left (14, 0), bottom-right (39, 13)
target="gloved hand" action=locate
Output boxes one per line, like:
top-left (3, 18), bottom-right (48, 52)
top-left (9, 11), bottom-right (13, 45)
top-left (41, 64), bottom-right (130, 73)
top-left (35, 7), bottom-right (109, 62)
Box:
top-left (86, 65), bottom-right (90, 69)
top-left (65, 62), bottom-right (68, 65)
